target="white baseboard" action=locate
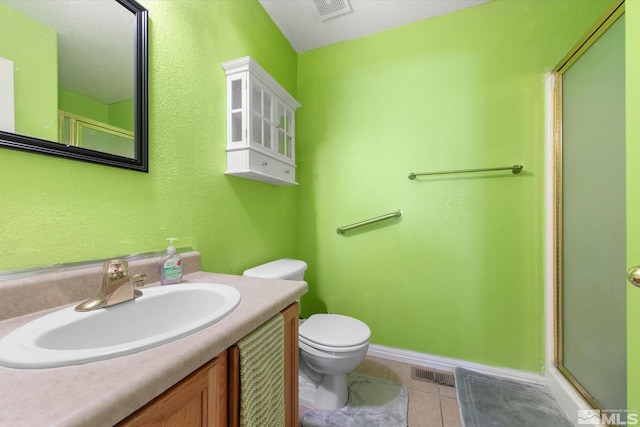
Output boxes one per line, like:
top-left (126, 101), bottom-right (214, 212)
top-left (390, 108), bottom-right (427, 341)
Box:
top-left (546, 367), bottom-right (590, 427)
top-left (367, 344), bottom-right (546, 386)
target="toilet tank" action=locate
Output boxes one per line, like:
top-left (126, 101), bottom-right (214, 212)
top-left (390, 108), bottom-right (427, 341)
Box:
top-left (242, 259), bottom-right (307, 281)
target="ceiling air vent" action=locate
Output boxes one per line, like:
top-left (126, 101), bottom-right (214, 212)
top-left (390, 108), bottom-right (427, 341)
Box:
top-left (312, 0), bottom-right (352, 21)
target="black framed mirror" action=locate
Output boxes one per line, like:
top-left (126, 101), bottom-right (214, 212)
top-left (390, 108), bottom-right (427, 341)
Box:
top-left (0, 0), bottom-right (148, 172)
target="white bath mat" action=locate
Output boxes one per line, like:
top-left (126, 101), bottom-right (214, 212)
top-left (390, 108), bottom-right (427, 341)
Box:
top-left (300, 372), bottom-right (408, 427)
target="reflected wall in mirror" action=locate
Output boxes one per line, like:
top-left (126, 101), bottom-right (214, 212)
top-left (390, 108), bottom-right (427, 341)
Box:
top-left (0, 0), bottom-right (148, 172)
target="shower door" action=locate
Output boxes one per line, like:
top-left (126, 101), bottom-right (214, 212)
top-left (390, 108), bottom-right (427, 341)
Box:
top-left (554, 2), bottom-right (625, 411)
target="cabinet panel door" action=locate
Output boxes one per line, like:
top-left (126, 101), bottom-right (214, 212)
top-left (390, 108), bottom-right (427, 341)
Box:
top-left (117, 351), bottom-right (227, 427)
top-left (281, 303), bottom-right (299, 427)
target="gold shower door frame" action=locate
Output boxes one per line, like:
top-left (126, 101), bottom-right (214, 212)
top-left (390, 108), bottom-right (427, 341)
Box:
top-left (552, 0), bottom-right (625, 411)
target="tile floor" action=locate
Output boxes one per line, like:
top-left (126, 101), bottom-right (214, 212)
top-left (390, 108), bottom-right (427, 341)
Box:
top-left (298, 355), bottom-right (462, 427)
top-left (355, 356), bottom-right (462, 427)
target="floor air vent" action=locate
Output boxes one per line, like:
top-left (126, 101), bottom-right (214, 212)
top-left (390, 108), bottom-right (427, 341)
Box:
top-left (410, 367), bottom-right (456, 387)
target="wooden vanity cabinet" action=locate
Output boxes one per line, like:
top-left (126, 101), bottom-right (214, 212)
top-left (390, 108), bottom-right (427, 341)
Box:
top-left (118, 303), bottom-right (299, 427)
top-left (228, 302), bottom-right (299, 427)
top-left (282, 302), bottom-right (300, 427)
top-left (117, 352), bottom-right (228, 427)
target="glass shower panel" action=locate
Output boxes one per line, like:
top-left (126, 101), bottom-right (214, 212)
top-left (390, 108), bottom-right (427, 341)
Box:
top-left (59, 114), bottom-right (71, 144)
top-left (560, 14), bottom-right (625, 410)
top-left (77, 122), bottom-right (134, 158)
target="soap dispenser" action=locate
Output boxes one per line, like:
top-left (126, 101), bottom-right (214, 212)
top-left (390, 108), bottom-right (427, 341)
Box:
top-left (159, 238), bottom-right (183, 285)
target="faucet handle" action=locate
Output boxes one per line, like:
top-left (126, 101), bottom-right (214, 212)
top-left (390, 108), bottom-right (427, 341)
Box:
top-left (131, 273), bottom-right (147, 287)
top-left (103, 260), bottom-right (128, 278)
top-left (131, 273), bottom-right (146, 298)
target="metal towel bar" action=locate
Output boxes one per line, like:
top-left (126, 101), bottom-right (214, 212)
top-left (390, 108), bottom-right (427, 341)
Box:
top-left (337, 209), bottom-right (403, 235)
top-left (408, 165), bottom-right (523, 180)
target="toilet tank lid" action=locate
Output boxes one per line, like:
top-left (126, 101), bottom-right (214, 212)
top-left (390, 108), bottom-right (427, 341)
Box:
top-left (242, 259), bottom-right (308, 279)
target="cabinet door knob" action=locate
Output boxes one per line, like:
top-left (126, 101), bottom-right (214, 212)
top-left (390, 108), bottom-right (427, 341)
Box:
top-left (284, 169), bottom-right (290, 174)
top-left (261, 161), bottom-right (268, 166)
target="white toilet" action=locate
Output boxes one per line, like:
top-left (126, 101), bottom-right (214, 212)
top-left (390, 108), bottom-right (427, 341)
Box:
top-left (243, 259), bottom-right (371, 410)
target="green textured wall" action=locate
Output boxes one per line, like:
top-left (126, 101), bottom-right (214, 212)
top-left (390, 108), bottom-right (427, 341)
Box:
top-left (58, 87), bottom-right (109, 124)
top-left (1, 0), bottom-right (629, 380)
top-left (296, 0), bottom-right (610, 372)
top-left (0, 3), bottom-right (57, 140)
top-left (627, 0), bottom-right (640, 413)
top-left (58, 88), bottom-right (134, 132)
top-left (109, 99), bottom-right (135, 131)
top-left (0, 0), bottom-right (298, 274)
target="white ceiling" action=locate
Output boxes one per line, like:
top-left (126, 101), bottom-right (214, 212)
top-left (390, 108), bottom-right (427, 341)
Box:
top-left (2, 0), bottom-right (489, 104)
top-left (259, 0), bottom-right (490, 53)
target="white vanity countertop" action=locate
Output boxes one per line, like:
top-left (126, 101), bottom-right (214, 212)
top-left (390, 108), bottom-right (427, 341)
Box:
top-left (0, 271), bottom-right (307, 427)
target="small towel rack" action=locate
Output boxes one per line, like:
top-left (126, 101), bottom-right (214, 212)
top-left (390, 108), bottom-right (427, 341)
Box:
top-left (337, 209), bottom-right (403, 235)
top-left (408, 165), bottom-right (523, 180)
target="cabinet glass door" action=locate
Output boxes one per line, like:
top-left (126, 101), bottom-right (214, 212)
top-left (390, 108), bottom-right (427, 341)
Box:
top-left (230, 78), bottom-right (244, 143)
top-left (277, 103), bottom-right (294, 158)
top-left (251, 82), bottom-right (263, 146)
top-left (263, 91), bottom-right (272, 150)
top-left (251, 81), bottom-right (277, 151)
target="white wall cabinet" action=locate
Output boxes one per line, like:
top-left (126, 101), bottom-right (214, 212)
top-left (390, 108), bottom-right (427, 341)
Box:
top-left (222, 57), bottom-right (300, 185)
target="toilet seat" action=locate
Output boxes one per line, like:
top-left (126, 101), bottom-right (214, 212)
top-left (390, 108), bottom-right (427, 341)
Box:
top-left (299, 314), bottom-right (370, 353)
top-left (299, 335), bottom-right (369, 353)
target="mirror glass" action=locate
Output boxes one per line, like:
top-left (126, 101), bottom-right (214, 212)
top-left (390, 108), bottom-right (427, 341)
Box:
top-left (0, 0), bottom-right (148, 171)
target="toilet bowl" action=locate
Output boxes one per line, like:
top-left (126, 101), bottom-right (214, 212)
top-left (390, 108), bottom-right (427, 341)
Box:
top-left (298, 313), bottom-right (370, 409)
top-left (242, 259), bottom-right (371, 410)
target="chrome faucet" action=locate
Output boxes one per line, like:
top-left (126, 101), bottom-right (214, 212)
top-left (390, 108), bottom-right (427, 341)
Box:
top-left (75, 260), bottom-right (146, 312)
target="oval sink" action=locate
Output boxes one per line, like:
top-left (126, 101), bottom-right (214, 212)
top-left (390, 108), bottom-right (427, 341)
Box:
top-left (0, 283), bottom-right (241, 369)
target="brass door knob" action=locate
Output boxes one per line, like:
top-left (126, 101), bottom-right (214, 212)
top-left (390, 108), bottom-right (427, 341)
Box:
top-left (627, 266), bottom-right (640, 288)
